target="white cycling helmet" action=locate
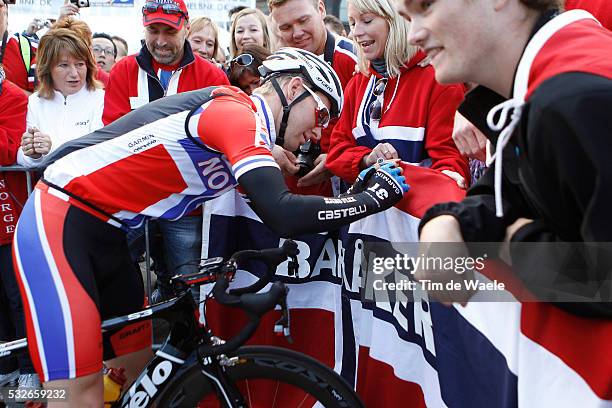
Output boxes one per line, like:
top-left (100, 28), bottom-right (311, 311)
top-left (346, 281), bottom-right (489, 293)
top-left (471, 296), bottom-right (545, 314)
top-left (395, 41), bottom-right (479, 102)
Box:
top-left (259, 47), bottom-right (343, 118)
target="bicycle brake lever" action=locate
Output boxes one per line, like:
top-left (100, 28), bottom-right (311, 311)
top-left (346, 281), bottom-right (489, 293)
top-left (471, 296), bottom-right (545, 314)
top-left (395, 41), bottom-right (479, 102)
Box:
top-left (273, 287), bottom-right (293, 344)
top-left (170, 257), bottom-right (227, 293)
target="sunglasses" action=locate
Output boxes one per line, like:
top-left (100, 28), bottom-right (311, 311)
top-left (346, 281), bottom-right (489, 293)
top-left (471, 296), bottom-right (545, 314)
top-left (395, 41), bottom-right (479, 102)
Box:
top-left (230, 53), bottom-right (254, 67)
top-left (142, 1), bottom-right (187, 19)
top-left (302, 84), bottom-right (331, 129)
top-left (369, 77), bottom-right (388, 122)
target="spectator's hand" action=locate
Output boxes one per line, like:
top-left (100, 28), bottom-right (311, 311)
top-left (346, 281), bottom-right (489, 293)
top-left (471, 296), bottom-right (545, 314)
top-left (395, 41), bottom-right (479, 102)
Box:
top-left (416, 215), bottom-right (476, 306)
top-left (297, 154), bottom-right (333, 187)
top-left (26, 19), bottom-right (43, 35)
top-left (345, 158), bottom-right (400, 195)
top-left (272, 145), bottom-right (299, 176)
top-left (441, 170), bottom-right (467, 189)
top-left (452, 112), bottom-right (487, 162)
top-left (21, 128), bottom-right (42, 159)
top-left (59, 0), bottom-right (79, 21)
top-left (32, 130), bottom-right (52, 156)
top-left (362, 142), bottom-right (399, 168)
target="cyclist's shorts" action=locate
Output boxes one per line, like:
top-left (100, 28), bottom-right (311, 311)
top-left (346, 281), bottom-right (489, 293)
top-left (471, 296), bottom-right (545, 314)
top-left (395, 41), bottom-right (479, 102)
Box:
top-left (12, 183), bottom-right (152, 382)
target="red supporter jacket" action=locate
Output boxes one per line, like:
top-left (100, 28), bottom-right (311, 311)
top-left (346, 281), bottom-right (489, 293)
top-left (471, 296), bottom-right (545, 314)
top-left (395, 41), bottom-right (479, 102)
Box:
top-left (0, 80), bottom-right (28, 245)
top-left (565, 0), bottom-right (612, 30)
top-left (103, 41), bottom-right (229, 125)
top-left (3, 33), bottom-right (37, 93)
top-left (96, 68), bottom-right (109, 88)
top-left (327, 51), bottom-right (469, 187)
top-left (319, 33), bottom-right (359, 153)
top-left (285, 32), bottom-right (358, 197)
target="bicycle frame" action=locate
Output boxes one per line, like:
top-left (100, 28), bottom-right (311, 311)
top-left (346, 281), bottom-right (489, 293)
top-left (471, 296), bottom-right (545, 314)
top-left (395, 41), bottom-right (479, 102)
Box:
top-left (111, 273), bottom-right (286, 407)
top-left (0, 241), bottom-right (299, 408)
top-left (0, 292), bottom-right (206, 405)
top-left (110, 291), bottom-right (205, 407)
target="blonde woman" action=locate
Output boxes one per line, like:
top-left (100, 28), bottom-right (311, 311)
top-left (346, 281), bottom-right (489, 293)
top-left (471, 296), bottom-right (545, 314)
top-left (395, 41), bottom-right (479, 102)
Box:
top-left (187, 16), bottom-right (220, 61)
top-left (327, 0), bottom-right (468, 194)
top-left (229, 8), bottom-right (271, 57)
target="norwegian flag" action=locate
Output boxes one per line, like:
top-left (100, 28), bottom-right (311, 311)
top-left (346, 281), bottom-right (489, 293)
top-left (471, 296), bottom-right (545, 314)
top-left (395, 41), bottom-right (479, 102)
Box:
top-left (200, 163), bottom-right (611, 407)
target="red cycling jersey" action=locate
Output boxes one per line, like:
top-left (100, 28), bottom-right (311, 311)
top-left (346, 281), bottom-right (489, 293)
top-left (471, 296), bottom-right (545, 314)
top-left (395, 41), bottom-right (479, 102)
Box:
top-left (43, 86), bottom-right (278, 228)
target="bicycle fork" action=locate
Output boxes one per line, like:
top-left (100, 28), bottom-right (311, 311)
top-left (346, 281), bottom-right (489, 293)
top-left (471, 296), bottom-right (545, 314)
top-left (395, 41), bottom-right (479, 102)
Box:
top-left (198, 354), bottom-right (248, 408)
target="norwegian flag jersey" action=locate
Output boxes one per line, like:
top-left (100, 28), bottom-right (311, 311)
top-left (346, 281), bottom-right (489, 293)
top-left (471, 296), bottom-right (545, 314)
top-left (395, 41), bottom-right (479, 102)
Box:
top-left (41, 86), bottom-right (279, 229)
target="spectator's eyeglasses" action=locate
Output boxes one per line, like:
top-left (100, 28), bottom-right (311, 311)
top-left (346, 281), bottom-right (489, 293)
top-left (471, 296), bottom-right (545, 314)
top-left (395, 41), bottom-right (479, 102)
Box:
top-left (369, 77), bottom-right (388, 122)
top-left (231, 53), bottom-right (254, 67)
top-left (302, 84), bottom-right (330, 129)
top-left (142, 1), bottom-right (187, 19)
top-left (92, 46), bottom-right (116, 57)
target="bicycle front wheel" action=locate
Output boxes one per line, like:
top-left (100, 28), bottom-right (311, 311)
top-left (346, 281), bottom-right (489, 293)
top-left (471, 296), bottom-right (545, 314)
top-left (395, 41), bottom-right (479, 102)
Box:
top-left (155, 345), bottom-right (364, 408)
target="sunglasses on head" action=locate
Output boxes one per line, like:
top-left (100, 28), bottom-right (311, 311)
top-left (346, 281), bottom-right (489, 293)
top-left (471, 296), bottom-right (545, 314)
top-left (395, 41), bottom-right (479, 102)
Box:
top-left (230, 53), bottom-right (254, 67)
top-left (142, 1), bottom-right (187, 19)
top-left (369, 77), bottom-right (388, 122)
top-left (302, 84), bottom-right (330, 129)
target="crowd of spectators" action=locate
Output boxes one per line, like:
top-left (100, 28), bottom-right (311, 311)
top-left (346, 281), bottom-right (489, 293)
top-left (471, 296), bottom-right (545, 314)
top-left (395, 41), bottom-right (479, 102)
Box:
top-left (0, 0), bottom-right (610, 401)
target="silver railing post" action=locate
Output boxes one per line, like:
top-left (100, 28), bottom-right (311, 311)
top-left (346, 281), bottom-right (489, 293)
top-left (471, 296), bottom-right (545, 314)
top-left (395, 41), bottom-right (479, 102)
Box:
top-left (0, 164), bottom-right (38, 196)
top-left (144, 218), bottom-right (153, 301)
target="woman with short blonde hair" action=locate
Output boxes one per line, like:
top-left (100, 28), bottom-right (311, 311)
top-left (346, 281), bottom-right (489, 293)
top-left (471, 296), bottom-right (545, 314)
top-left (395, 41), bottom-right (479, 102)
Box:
top-left (188, 16), bottom-right (220, 61)
top-left (229, 8), bottom-right (271, 58)
top-left (329, 0), bottom-right (467, 178)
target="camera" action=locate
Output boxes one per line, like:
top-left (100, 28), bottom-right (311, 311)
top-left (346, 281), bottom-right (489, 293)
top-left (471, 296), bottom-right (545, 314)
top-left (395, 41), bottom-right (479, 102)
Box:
top-left (70, 0), bottom-right (90, 7)
top-left (295, 140), bottom-right (321, 177)
top-left (31, 18), bottom-right (54, 31)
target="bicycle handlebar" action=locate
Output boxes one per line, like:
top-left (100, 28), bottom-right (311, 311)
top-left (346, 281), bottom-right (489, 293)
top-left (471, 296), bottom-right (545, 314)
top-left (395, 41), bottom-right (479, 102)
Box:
top-left (227, 240), bottom-right (298, 296)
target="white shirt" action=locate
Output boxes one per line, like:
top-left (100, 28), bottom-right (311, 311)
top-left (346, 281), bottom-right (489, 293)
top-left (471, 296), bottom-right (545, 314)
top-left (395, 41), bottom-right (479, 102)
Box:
top-left (17, 86), bottom-right (105, 166)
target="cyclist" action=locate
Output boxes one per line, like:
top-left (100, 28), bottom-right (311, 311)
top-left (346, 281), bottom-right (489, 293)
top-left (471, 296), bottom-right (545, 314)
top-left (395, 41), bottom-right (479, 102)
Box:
top-left (12, 47), bottom-right (408, 406)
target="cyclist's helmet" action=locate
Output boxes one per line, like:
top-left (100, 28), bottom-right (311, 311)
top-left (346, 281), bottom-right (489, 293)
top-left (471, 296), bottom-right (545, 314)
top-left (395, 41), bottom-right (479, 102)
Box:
top-left (259, 47), bottom-right (343, 119)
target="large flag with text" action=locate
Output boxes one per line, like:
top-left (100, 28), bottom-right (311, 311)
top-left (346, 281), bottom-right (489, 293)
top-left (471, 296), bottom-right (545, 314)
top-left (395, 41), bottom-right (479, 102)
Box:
top-left (201, 163), bottom-right (612, 407)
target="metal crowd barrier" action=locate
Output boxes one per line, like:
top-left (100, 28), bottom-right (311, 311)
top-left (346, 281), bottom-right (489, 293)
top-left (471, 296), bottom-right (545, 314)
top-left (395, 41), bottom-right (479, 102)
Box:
top-left (0, 164), bottom-right (37, 195)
